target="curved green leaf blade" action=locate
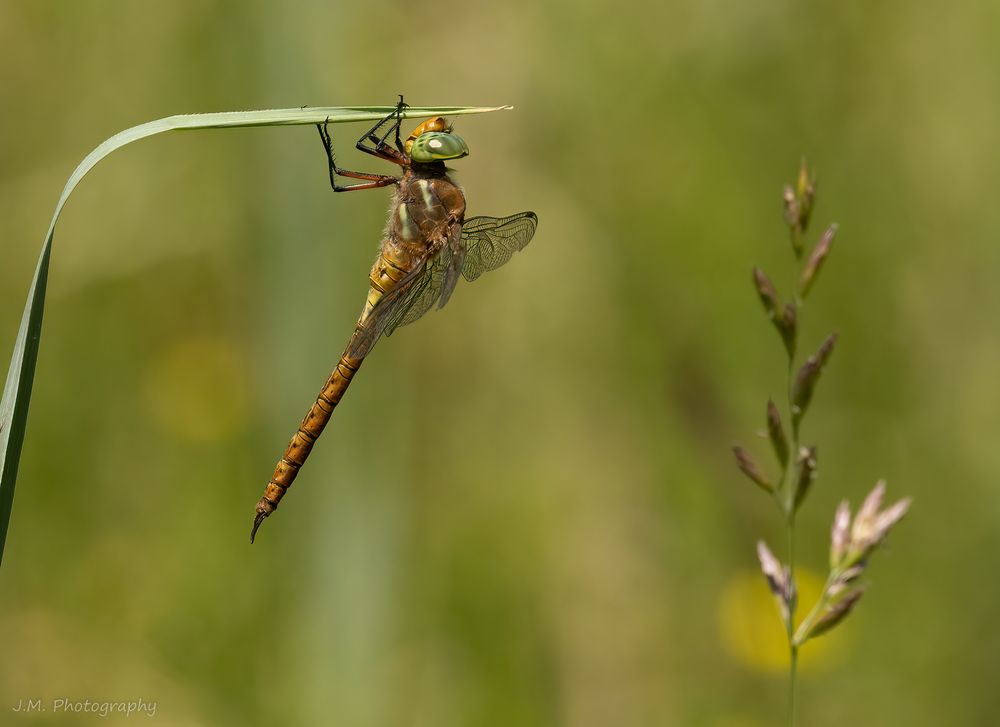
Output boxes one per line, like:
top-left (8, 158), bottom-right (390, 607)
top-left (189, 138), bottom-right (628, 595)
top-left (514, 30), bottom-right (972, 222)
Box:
top-left (0, 243), bottom-right (50, 570)
top-left (0, 104), bottom-right (511, 567)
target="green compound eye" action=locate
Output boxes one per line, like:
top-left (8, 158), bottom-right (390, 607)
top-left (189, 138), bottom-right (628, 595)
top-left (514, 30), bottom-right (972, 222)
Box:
top-left (409, 132), bottom-right (469, 163)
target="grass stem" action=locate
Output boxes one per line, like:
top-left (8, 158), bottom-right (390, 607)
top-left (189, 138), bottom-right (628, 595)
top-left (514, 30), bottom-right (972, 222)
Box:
top-left (788, 643), bottom-right (799, 727)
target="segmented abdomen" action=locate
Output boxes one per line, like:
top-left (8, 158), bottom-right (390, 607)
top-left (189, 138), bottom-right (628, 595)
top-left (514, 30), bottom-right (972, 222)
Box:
top-left (251, 248), bottom-right (412, 541)
top-left (254, 353), bottom-right (360, 521)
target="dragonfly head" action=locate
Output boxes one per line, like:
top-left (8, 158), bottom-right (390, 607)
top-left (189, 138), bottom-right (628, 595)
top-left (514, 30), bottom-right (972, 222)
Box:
top-left (406, 116), bottom-right (469, 163)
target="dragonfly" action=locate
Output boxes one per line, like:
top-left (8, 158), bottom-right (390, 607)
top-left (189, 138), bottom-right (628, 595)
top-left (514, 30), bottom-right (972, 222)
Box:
top-left (251, 98), bottom-right (538, 542)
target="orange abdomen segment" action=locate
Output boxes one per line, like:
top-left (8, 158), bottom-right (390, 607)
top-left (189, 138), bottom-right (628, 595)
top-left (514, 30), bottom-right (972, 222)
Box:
top-left (251, 249), bottom-right (413, 542)
top-left (252, 355), bottom-right (361, 537)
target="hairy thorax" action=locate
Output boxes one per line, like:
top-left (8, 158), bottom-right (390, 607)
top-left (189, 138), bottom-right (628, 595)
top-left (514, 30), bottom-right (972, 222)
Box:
top-left (377, 164), bottom-right (466, 279)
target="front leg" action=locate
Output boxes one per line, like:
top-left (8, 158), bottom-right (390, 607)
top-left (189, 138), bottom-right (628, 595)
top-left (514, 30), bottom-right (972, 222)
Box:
top-left (317, 120), bottom-right (399, 192)
top-left (355, 96), bottom-right (409, 165)
top-left (392, 94), bottom-right (408, 154)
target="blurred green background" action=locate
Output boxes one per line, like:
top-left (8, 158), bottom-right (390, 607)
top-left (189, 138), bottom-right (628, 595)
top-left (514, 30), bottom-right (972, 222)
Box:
top-left (2, 1), bottom-right (998, 725)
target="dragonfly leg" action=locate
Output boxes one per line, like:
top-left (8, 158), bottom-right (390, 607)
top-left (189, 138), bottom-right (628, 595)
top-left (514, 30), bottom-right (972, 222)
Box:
top-left (362, 95), bottom-right (406, 147)
top-left (354, 96), bottom-right (408, 164)
top-left (392, 94), bottom-right (407, 154)
top-left (317, 119), bottom-right (399, 192)
top-left (330, 179), bottom-right (398, 192)
top-left (357, 96), bottom-right (404, 143)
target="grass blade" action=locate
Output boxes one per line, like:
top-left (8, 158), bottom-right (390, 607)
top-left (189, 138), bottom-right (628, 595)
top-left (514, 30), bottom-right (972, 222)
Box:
top-left (0, 104), bottom-right (511, 567)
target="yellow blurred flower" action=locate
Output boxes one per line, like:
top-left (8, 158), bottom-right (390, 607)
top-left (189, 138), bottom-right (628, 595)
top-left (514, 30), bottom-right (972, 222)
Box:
top-left (717, 568), bottom-right (848, 674)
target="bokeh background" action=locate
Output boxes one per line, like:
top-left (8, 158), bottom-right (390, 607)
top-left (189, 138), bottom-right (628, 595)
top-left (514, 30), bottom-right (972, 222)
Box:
top-left (2, 1), bottom-right (998, 725)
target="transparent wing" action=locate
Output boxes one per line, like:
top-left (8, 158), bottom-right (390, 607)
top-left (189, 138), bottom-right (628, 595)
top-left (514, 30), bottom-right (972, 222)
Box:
top-left (346, 211), bottom-right (538, 354)
top-left (437, 224), bottom-right (465, 311)
top-left (460, 211), bottom-right (538, 282)
top-left (346, 260), bottom-right (433, 358)
top-left (384, 249), bottom-right (449, 336)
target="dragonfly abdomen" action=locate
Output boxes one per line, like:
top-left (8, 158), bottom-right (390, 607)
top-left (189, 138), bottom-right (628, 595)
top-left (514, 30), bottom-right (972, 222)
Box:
top-left (251, 354), bottom-right (361, 541)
